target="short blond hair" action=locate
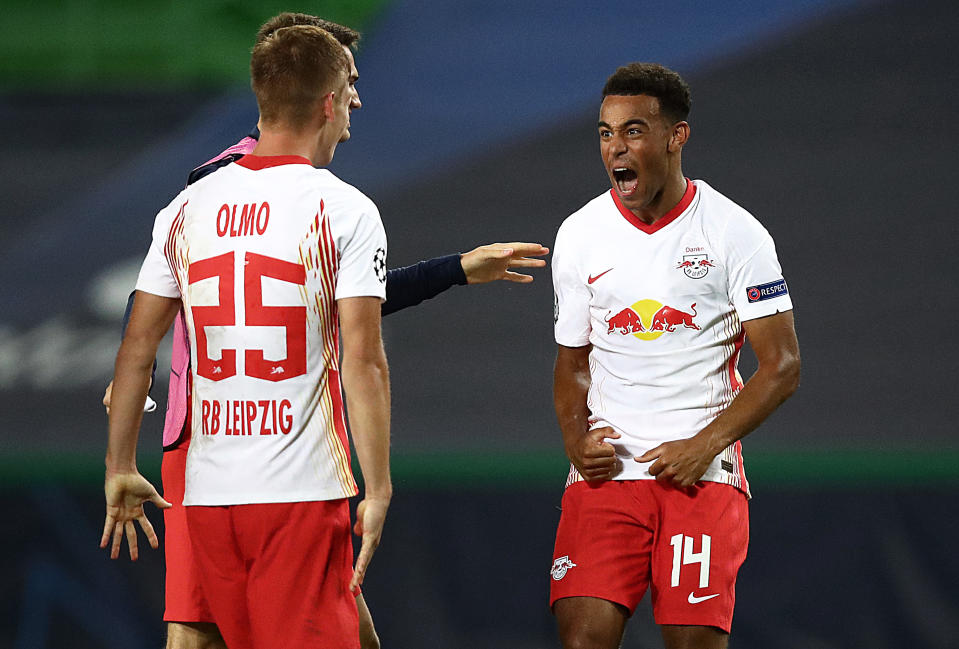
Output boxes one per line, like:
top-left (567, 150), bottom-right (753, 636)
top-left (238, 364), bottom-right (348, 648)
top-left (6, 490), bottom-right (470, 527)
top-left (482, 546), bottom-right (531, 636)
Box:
top-left (255, 12), bottom-right (360, 49)
top-left (250, 25), bottom-right (349, 129)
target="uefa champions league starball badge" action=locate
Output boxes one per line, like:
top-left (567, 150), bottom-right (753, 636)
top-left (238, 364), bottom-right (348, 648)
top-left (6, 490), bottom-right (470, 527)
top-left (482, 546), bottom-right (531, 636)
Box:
top-left (373, 247), bottom-right (387, 283)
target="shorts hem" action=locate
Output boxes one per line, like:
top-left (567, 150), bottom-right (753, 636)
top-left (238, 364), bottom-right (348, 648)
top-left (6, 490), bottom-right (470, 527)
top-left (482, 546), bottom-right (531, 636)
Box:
top-left (549, 591), bottom-right (637, 616)
top-left (654, 613), bottom-right (733, 634)
top-left (162, 612), bottom-right (215, 624)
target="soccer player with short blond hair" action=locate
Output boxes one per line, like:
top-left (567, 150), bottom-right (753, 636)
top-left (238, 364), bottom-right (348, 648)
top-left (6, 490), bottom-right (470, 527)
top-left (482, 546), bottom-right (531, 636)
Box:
top-left (103, 25), bottom-right (389, 649)
top-left (102, 12), bottom-right (548, 649)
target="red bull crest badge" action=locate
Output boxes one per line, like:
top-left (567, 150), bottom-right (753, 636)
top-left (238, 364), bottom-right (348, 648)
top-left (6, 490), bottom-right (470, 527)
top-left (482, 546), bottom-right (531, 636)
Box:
top-left (604, 299), bottom-right (700, 341)
top-left (676, 254), bottom-right (716, 279)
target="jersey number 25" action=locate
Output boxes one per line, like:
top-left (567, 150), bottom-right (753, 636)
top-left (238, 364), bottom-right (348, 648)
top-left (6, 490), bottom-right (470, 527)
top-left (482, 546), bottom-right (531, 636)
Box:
top-left (189, 251), bottom-right (306, 382)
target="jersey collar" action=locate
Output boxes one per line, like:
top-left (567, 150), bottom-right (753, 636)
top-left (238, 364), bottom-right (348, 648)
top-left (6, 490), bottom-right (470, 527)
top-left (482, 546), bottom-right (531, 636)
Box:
top-left (610, 179), bottom-right (696, 235)
top-left (236, 154), bottom-right (312, 170)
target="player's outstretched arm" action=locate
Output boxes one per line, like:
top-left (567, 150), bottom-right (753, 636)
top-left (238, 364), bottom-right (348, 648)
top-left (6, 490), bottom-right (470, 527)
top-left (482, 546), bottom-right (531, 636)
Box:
top-left (460, 242), bottom-right (549, 284)
top-left (554, 344), bottom-right (621, 482)
top-left (338, 296), bottom-right (391, 593)
top-left (101, 291), bottom-right (179, 560)
top-left (381, 243), bottom-right (548, 317)
top-left (637, 310), bottom-right (801, 487)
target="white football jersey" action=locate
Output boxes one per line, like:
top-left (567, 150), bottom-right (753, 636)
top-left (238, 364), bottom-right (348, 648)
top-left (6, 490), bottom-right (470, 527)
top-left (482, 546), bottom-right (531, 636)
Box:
top-left (552, 180), bottom-right (793, 495)
top-left (136, 155), bottom-right (387, 506)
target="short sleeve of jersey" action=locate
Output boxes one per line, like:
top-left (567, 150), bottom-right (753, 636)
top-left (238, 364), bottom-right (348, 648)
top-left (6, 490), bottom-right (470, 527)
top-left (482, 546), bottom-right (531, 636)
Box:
top-left (334, 197), bottom-right (387, 301)
top-left (552, 221), bottom-right (591, 347)
top-left (724, 214), bottom-right (793, 321)
top-left (135, 199), bottom-right (184, 299)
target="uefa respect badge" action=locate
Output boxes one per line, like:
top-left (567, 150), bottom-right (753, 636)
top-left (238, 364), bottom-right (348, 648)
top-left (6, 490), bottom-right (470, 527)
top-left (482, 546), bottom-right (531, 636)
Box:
top-left (746, 278), bottom-right (788, 303)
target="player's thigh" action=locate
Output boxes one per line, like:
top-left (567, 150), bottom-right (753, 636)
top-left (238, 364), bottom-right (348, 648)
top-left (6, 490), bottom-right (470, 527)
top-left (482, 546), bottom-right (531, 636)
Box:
top-left (356, 593), bottom-right (380, 649)
top-left (165, 622), bottom-right (226, 649)
top-left (241, 500), bottom-right (359, 649)
top-left (649, 483), bottom-right (748, 633)
top-left (550, 481), bottom-right (655, 613)
top-left (554, 596), bottom-right (628, 649)
top-left (660, 624), bottom-right (729, 649)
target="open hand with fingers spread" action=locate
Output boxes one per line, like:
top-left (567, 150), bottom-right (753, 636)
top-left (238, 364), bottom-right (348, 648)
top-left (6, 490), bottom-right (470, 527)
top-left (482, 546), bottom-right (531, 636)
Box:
top-left (101, 472), bottom-right (172, 561)
top-left (460, 242), bottom-right (549, 284)
top-left (566, 426), bottom-right (623, 482)
top-left (350, 496), bottom-right (391, 593)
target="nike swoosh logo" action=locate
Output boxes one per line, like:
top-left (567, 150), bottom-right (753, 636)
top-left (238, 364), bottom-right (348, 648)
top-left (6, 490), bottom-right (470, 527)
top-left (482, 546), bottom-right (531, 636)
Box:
top-left (588, 268), bottom-right (614, 284)
top-left (687, 593), bottom-right (720, 604)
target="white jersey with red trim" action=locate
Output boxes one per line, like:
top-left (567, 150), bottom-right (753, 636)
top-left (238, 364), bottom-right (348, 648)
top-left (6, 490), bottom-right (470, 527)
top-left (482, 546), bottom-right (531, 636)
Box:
top-left (136, 155), bottom-right (387, 506)
top-left (552, 179), bottom-right (793, 495)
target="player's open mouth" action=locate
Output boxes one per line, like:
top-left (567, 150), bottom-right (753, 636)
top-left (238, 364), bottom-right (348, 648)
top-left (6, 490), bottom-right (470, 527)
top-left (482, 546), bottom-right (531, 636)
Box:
top-left (613, 167), bottom-right (639, 197)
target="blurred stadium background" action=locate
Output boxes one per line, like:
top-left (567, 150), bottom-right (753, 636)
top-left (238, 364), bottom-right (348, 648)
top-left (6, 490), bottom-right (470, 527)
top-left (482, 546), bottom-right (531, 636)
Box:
top-left (2, 0), bottom-right (957, 647)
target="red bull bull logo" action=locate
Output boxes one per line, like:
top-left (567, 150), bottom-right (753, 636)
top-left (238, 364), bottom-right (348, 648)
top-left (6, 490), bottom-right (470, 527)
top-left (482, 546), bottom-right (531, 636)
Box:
top-left (676, 254), bottom-right (716, 279)
top-left (604, 299), bottom-right (700, 341)
top-left (604, 308), bottom-right (645, 334)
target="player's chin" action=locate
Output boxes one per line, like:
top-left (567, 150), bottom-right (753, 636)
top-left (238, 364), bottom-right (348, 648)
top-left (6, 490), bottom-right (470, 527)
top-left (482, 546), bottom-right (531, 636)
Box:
top-left (338, 129), bottom-right (351, 143)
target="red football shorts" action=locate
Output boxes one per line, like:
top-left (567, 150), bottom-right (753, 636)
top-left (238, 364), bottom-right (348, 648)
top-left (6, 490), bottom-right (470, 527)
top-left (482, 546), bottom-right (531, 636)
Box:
top-left (186, 499), bottom-right (359, 649)
top-left (549, 479), bottom-right (749, 633)
top-left (161, 439), bottom-right (213, 623)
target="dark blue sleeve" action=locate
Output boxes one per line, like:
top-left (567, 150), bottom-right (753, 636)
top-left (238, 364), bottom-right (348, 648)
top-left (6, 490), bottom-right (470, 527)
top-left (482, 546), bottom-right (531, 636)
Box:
top-left (382, 254), bottom-right (467, 316)
top-left (120, 290), bottom-right (158, 394)
top-left (186, 153), bottom-right (243, 186)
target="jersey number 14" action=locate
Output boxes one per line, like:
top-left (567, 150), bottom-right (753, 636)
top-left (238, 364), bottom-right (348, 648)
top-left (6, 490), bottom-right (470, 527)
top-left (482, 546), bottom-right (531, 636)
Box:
top-left (670, 533), bottom-right (711, 588)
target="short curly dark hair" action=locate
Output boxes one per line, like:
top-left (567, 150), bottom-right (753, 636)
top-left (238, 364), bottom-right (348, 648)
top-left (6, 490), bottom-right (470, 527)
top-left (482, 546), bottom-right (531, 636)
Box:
top-left (602, 63), bottom-right (691, 123)
top-left (256, 12), bottom-right (360, 49)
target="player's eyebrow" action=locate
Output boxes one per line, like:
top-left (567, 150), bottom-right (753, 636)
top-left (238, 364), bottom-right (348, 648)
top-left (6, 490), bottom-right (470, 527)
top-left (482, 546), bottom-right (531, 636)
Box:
top-left (598, 118), bottom-right (649, 130)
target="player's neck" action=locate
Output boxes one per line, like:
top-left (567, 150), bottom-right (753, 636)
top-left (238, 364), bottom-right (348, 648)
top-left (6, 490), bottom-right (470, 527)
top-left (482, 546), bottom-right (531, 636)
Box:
top-left (629, 172), bottom-right (688, 225)
top-left (252, 127), bottom-right (327, 167)
top-left (250, 129), bottom-right (316, 162)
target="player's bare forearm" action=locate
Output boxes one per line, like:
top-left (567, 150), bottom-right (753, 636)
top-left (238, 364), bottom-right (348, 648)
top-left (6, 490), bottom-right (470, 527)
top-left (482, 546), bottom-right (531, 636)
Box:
top-left (106, 340), bottom-right (155, 472)
top-left (106, 292), bottom-right (181, 473)
top-left (554, 344), bottom-right (619, 481)
top-left (695, 310), bottom-right (800, 454)
top-left (341, 357), bottom-right (392, 498)
top-left (339, 297), bottom-right (391, 592)
top-left (338, 296), bottom-right (392, 499)
top-left (554, 344), bottom-right (591, 454)
top-left (638, 311), bottom-right (800, 486)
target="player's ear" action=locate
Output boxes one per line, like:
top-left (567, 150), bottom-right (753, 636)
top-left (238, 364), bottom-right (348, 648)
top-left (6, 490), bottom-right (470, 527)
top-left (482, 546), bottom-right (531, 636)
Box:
top-left (668, 121), bottom-right (690, 153)
top-left (321, 92), bottom-right (335, 122)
